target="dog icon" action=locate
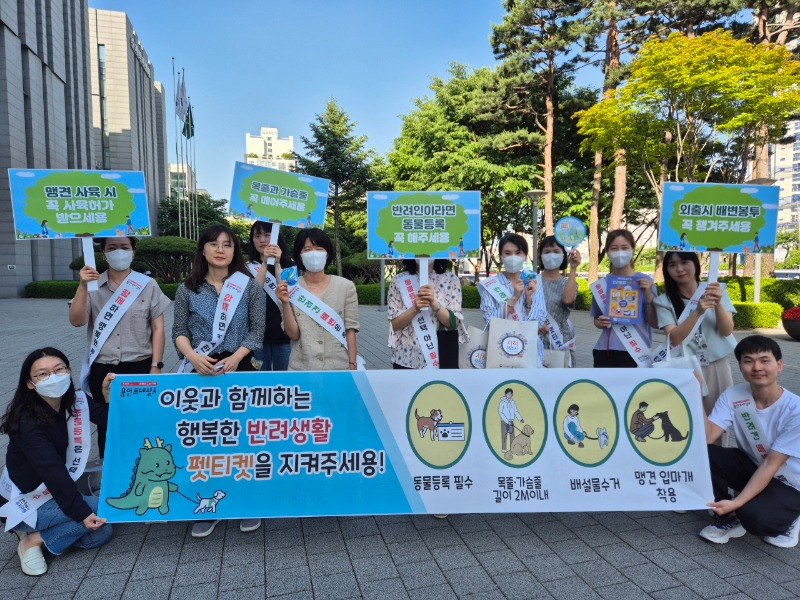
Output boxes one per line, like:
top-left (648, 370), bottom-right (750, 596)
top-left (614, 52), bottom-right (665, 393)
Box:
top-left (504, 424), bottom-right (535, 460)
top-left (654, 411), bottom-right (688, 442)
top-left (415, 408), bottom-right (443, 441)
top-left (193, 490), bottom-right (226, 514)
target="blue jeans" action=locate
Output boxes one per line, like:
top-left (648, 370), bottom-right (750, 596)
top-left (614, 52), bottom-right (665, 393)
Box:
top-left (16, 496), bottom-right (112, 555)
top-left (256, 343), bottom-right (291, 371)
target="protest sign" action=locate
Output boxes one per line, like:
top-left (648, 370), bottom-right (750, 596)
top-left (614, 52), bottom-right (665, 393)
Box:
top-left (367, 191), bottom-right (480, 259)
top-left (99, 369), bottom-right (711, 522)
top-left (658, 182), bottom-right (779, 254)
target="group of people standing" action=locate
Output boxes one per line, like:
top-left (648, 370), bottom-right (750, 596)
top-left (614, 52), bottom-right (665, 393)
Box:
top-left (1, 223), bottom-right (798, 578)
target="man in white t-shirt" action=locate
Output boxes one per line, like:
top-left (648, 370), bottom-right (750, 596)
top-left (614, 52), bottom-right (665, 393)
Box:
top-left (699, 335), bottom-right (800, 548)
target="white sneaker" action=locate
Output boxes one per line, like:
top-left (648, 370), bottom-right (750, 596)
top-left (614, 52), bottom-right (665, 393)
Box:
top-left (239, 519), bottom-right (261, 533)
top-left (764, 516), bottom-right (800, 548)
top-left (699, 516), bottom-right (746, 543)
top-left (191, 519), bottom-right (221, 538)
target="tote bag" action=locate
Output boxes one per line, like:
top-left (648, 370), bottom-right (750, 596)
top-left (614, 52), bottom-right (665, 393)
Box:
top-left (459, 325), bottom-right (488, 369)
top-left (486, 317), bottom-right (539, 369)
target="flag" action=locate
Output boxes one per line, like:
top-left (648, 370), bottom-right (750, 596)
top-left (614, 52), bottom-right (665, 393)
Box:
top-left (182, 104), bottom-right (194, 139)
top-left (175, 74), bottom-right (188, 122)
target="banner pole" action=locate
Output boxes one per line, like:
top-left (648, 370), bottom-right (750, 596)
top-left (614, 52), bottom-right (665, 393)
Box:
top-left (82, 237), bottom-right (98, 292)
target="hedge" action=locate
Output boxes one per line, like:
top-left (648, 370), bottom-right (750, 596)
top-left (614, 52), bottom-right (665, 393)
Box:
top-left (732, 301), bottom-right (782, 329)
top-left (719, 276), bottom-right (800, 311)
top-left (25, 280), bottom-right (180, 300)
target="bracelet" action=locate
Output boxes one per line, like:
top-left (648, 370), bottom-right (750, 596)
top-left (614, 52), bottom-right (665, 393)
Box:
top-left (349, 361), bottom-right (357, 366)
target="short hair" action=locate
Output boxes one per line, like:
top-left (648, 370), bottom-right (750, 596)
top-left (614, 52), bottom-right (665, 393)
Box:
top-left (603, 229), bottom-right (636, 254)
top-left (568, 403), bottom-right (579, 413)
top-left (504, 388), bottom-right (513, 395)
top-left (538, 236), bottom-right (567, 271)
top-left (99, 236), bottom-right (137, 251)
top-left (639, 402), bottom-right (649, 409)
top-left (401, 259), bottom-right (449, 275)
top-left (734, 335), bottom-right (782, 362)
top-left (498, 232), bottom-right (528, 256)
top-left (293, 228), bottom-right (334, 272)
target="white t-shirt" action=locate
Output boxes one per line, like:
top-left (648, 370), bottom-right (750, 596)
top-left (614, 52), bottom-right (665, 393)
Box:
top-left (710, 383), bottom-right (800, 490)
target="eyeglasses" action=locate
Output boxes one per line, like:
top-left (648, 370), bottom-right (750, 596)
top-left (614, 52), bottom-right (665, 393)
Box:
top-left (205, 242), bottom-right (234, 251)
top-left (31, 366), bottom-right (69, 382)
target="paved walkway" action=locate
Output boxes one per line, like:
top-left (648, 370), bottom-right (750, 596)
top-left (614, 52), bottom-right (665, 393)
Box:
top-left (1, 298), bottom-right (799, 599)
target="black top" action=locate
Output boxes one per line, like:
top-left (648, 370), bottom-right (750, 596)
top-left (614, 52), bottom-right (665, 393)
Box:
top-left (2, 396), bottom-right (108, 523)
top-left (263, 262), bottom-right (292, 345)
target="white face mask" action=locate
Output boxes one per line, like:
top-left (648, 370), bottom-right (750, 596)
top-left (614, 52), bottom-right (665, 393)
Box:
top-left (541, 253), bottom-right (563, 270)
top-left (608, 250), bottom-right (633, 269)
top-left (302, 250), bottom-right (327, 273)
top-left (502, 255), bottom-right (525, 274)
top-left (34, 372), bottom-right (72, 398)
top-left (105, 249), bottom-right (134, 271)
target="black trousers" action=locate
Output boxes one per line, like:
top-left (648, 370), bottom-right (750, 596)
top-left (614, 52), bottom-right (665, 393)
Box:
top-left (708, 444), bottom-right (800, 537)
top-left (88, 357), bottom-right (152, 458)
top-left (593, 349), bottom-right (637, 368)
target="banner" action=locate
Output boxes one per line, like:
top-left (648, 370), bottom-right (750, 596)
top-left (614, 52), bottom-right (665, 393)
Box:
top-left (9, 169), bottom-right (150, 239)
top-left (658, 182), bottom-right (779, 254)
top-left (99, 369), bottom-right (712, 522)
top-left (228, 162), bottom-right (330, 229)
top-left (367, 191), bottom-right (480, 259)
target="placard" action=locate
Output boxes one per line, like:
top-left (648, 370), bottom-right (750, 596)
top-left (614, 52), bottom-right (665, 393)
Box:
top-left (606, 275), bottom-right (643, 325)
top-left (228, 162), bottom-right (330, 229)
top-left (367, 191), bottom-right (480, 259)
top-left (9, 169), bottom-right (150, 239)
top-left (99, 368), bottom-right (712, 522)
top-left (658, 182), bottom-right (779, 253)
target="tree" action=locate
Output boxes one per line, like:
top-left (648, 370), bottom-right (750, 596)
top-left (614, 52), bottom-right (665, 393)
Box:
top-left (295, 100), bottom-right (375, 276)
top-left (157, 193), bottom-right (229, 238)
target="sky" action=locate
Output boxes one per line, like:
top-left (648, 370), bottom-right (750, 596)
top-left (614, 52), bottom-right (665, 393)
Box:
top-left (89, 1), bottom-right (603, 201)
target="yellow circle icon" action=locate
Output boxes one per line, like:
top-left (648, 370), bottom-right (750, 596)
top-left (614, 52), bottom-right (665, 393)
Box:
top-left (627, 380), bottom-right (691, 465)
top-left (554, 380), bottom-right (618, 467)
top-left (407, 381), bottom-right (471, 469)
top-left (483, 381), bottom-right (546, 467)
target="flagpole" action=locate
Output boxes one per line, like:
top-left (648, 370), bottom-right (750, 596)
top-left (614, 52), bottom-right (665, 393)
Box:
top-left (172, 58), bottom-right (182, 238)
top-left (191, 104), bottom-right (199, 239)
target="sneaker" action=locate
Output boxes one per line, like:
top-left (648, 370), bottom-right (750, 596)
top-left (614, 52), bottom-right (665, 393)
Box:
top-left (191, 519), bottom-right (221, 538)
top-left (434, 514), bottom-right (449, 519)
top-left (239, 519), bottom-right (261, 533)
top-left (699, 516), bottom-right (746, 544)
top-left (764, 516), bottom-right (800, 548)
top-left (16, 534), bottom-right (47, 576)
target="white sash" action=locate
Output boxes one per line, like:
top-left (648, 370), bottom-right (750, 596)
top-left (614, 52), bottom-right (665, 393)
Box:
top-left (545, 314), bottom-right (576, 351)
top-left (0, 392), bottom-right (90, 531)
top-left (590, 278), bottom-right (651, 367)
top-left (651, 284), bottom-right (707, 364)
top-left (178, 271), bottom-right (250, 373)
top-left (397, 274), bottom-right (439, 369)
top-left (287, 279), bottom-right (365, 369)
top-left (480, 275), bottom-right (520, 321)
top-left (247, 262), bottom-right (280, 307)
top-left (729, 385), bottom-right (795, 488)
top-left (79, 271), bottom-right (151, 393)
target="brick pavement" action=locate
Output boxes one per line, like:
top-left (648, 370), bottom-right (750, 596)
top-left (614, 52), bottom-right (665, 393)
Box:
top-left (1, 298), bottom-right (799, 599)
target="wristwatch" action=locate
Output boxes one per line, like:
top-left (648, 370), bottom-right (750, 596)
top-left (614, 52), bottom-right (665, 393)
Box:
top-left (152, 361), bottom-right (164, 369)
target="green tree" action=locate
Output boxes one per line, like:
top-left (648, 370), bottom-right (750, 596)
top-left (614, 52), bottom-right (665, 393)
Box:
top-left (157, 193), bottom-right (229, 238)
top-left (295, 100), bottom-right (375, 276)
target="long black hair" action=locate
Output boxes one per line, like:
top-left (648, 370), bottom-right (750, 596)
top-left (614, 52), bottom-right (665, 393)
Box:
top-left (184, 224), bottom-right (252, 293)
top-left (662, 251), bottom-right (701, 318)
top-left (0, 348), bottom-right (77, 436)
top-left (402, 259), bottom-right (449, 275)
top-left (246, 221), bottom-right (291, 268)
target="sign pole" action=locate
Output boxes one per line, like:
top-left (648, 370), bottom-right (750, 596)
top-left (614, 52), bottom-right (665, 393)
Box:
top-left (379, 258), bottom-right (386, 310)
top-left (419, 258), bottom-right (429, 311)
top-left (82, 237), bottom-right (98, 292)
top-left (267, 223), bottom-right (281, 266)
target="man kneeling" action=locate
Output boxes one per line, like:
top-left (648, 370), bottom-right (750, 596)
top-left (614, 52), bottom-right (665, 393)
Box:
top-left (700, 335), bottom-right (800, 548)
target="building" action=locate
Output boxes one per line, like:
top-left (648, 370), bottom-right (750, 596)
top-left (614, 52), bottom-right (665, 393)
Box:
top-left (0, 0), bottom-right (95, 298)
top-left (772, 118), bottom-right (800, 237)
top-left (245, 126), bottom-right (295, 171)
top-left (89, 8), bottom-right (168, 227)
top-left (169, 163), bottom-right (196, 200)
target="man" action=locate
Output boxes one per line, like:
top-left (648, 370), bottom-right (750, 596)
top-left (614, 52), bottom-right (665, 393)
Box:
top-left (630, 401), bottom-right (656, 443)
top-left (699, 335), bottom-right (800, 548)
top-left (498, 388), bottom-right (524, 454)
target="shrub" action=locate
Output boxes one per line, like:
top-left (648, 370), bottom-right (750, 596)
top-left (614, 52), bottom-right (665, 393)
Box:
top-left (355, 283), bottom-right (389, 305)
top-left (575, 278), bottom-right (592, 311)
top-left (719, 276), bottom-right (800, 310)
top-left (135, 236), bottom-right (197, 283)
top-left (462, 285), bottom-right (480, 309)
top-left (25, 280), bottom-right (180, 300)
top-left (781, 249), bottom-right (800, 269)
top-left (341, 251), bottom-right (382, 284)
top-left (732, 302), bottom-right (782, 329)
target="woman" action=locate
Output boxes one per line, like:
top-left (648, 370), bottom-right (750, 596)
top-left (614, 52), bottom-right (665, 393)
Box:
top-left (478, 232), bottom-right (546, 365)
top-left (590, 229), bottom-right (658, 368)
top-left (538, 236), bottom-right (581, 367)
top-left (655, 251), bottom-right (735, 415)
top-left (247, 221), bottom-right (292, 371)
top-left (387, 259), bottom-right (466, 369)
top-left (276, 228), bottom-right (360, 371)
top-left (0, 348), bottom-right (113, 576)
top-left (172, 224), bottom-right (266, 537)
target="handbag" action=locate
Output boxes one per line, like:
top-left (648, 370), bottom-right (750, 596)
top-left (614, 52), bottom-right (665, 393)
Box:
top-left (486, 316), bottom-right (539, 369)
top-left (543, 348), bottom-right (570, 368)
top-left (436, 309), bottom-right (459, 369)
top-left (652, 334), bottom-right (709, 396)
top-left (459, 325), bottom-right (488, 369)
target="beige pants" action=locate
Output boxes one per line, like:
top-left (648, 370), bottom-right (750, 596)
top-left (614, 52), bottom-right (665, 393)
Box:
top-left (702, 357), bottom-right (734, 445)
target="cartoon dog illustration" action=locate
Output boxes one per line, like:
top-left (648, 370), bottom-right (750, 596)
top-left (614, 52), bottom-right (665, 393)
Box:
top-left (505, 424), bottom-right (535, 460)
top-left (193, 490), bottom-right (227, 514)
top-left (654, 411), bottom-right (688, 442)
top-left (414, 408), bottom-right (443, 440)
top-left (597, 427), bottom-right (609, 449)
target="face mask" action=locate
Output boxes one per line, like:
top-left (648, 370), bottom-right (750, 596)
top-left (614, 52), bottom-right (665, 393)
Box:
top-left (541, 253), bottom-right (563, 270)
top-left (34, 372), bottom-right (72, 398)
top-left (608, 250), bottom-right (633, 269)
top-left (302, 250), bottom-right (327, 273)
top-left (502, 255), bottom-right (525, 274)
top-left (105, 249), bottom-right (134, 271)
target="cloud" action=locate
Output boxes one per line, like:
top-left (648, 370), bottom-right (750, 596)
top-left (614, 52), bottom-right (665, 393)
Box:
top-left (241, 165), bottom-right (253, 170)
top-left (315, 191), bottom-right (328, 198)
top-left (441, 194), bottom-right (459, 200)
top-left (667, 184), bottom-right (684, 191)
top-left (372, 194), bottom-right (388, 200)
top-left (127, 188), bottom-right (145, 194)
top-left (14, 171), bottom-right (35, 177)
top-left (464, 209), bottom-right (480, 215)
top-left (741, 187), bottom-right (759, 194)
top-left (761, 203), bottom-right (779, 210)
top-left (298, 177), bottom-right (312, 183)
top-left (101, 173), bottom-right (121, 179)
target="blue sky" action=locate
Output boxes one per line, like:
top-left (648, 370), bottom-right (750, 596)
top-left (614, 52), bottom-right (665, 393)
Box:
top-left (90, 1), bottom-right (601, 200)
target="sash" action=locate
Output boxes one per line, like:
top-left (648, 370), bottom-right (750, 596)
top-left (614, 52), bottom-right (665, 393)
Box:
top-left (287, 279), bottom-right (365, 369)
top-left (397, 274), bottom-right (439, 369)
top-left (178, 271), bottom-right (250, 373)
top-left (0, 392), bottom-right (90, 531)
top-left (651, 283), bottom-right (707, 365)
top-left (729, 385), bottom-right (796, 489)
top-left (545, 314), bottom-right (576, 351)
top-left (590, 278), bottom-right (651, 367)
top-left (247, 262), bottom-right (280, 307)
top-left (80, 270), bottom-right (151, 393)
top-left (479, 275), bottom-right (520, 321)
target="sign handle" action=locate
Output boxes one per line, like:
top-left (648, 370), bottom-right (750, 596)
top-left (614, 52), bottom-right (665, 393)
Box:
top-left (267, 223), bottom-right (281, 266)
top-left (82, 237), bottom-right (98, 292)
top-left (419, 258), bottom-right (429, 311)
top-left (707, 251), bottom-right (720, 284)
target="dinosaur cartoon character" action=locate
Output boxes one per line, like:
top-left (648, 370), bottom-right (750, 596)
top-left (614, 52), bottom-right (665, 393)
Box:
top-left (106, 437), bottom-right (179, 516)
